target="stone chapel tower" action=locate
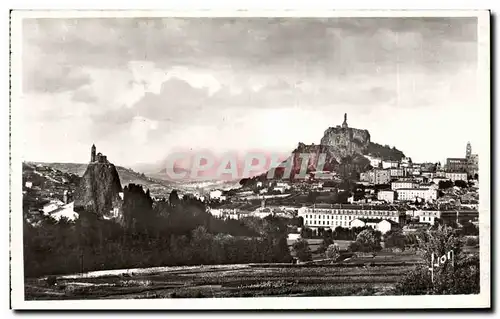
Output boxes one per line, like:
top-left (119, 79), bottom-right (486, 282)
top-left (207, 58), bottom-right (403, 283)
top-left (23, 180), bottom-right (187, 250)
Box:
top-left (91, 144), bottom-right (96, 163)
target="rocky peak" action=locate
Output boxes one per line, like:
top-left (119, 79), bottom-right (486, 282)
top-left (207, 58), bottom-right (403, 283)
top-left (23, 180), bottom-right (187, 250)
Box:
top-left (74, 162), bottom-right (123, 219)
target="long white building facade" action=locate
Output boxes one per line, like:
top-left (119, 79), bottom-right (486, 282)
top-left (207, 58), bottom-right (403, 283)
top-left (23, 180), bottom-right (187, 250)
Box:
top-left (298, 204), bottom-right (403, 230)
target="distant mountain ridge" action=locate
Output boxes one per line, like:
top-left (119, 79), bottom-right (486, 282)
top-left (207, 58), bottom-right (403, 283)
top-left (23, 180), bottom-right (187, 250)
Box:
top-left (31, 162), bottom-right (172, 188)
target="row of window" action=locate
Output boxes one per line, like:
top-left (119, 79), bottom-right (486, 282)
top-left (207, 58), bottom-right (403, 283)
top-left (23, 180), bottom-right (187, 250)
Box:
top-left (304, 210), bottom-right (397, 217)
top-left (305, 216), bottom-right (399, 224)
top-left (306, 220), bottom-right (349, 227)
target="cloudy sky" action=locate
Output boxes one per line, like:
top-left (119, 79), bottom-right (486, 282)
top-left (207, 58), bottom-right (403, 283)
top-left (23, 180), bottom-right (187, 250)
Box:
top-left (21, 17), bottom-right (480, 167)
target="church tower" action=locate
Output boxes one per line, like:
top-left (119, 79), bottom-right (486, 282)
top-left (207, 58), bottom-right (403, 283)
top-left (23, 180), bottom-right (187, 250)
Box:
top-left (466, 142), bottom-right (472, 159)
top-left (342, 113), bottom-right (348, 128)
top-left (91, 144), bottom-right (96, 162)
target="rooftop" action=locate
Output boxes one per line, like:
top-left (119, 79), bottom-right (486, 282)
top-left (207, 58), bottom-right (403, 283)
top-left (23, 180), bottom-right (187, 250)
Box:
top-left (310, 203), bottom-right (399, 211)
top-left (354, 218), bottom-right (399, 224)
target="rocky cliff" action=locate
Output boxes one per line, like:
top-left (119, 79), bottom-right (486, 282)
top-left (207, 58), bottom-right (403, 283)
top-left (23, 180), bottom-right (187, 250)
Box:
top-left (319, 126), bottom-right (371, 163)
top-left (74, 162), bottom-right (123, 219)
top-left (252, 120), bottom-right (404, 183)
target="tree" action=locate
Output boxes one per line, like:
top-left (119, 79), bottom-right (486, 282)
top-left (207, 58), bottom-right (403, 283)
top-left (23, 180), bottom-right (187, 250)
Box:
top-left (169, 190), bottom-right (180, 206)
top-left (318, 236), bottom-right (335, 255)
top-left (460, 221), bottom-right (479, 236)
top-left (349, 228), bottom-right (382, 252)
top-left (326, 244), bottom-right (340, 261)
top-left (292, 239), bottom-right (312, 262)
top-left (395, 225), bottom-right (479, 295)
top-left (438, 180), bottom-right (454, 189)
top-left (306, 191), bottom-right (319, 203)
top-left (300, 227), bottom-right (313, 239)
top-left (384, 230), bottom-right (406, 250)
top-left (454, 180), bottom-right (468, 188)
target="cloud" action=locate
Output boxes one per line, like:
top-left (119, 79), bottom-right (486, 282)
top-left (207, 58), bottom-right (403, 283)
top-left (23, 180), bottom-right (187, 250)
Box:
top-left (21, 17), bottom-right (480, 165)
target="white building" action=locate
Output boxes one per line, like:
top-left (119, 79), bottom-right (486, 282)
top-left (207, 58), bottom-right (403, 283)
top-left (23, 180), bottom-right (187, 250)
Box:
top-left (391, 180), bottom-right (417, 190)
top-left (413, 210), bottom-right (441, 225)
top-left (382, 160), bottom-right (399, 169)
top-left (396, 188), bottom-right (438, 202)
top-left (377, 190), bottom-right (396, 203)
top-left (273, 186), bottom-right (290, 193)
top-left (42, 199), bottom-right (65, 214)
top-left (253, 207), bottom-right (273, 219)
top-left (445, 172), bottom-right (468, 182)
top-left (350, 218), bottom-right (397, 234)
top-left (209, 190), bottom-right (223, 200)
top-left (364, 155), bottom-right (382, 168)
top-left (276, 182), bottom-right (292, 190)
top-left (25, 181), bottom-right (33, 188)
top-left (360, 169), bottom-right (391, 185)
top-left (47, 202), bottom-right (79, 221)
top-left (432, 177), bottom-right (449, 184)
top-left (401, 157), bottom-right (412, 167)
top-left (287, 233), bottom-right (301, 241)
top-left (389, 168), bottom-right (405, 178)
top-left (208, 207), bottom-right (240, 219)
top-left (298, 204), bottom-right (401, 231)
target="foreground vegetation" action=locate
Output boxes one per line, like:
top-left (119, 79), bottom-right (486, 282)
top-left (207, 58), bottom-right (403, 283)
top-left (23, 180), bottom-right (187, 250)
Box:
top-left (24, 186), bottom-right (292, 277)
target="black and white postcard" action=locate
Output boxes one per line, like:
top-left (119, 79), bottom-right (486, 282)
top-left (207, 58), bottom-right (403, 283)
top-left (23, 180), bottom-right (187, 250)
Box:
top-left (9, 10), bottom-right (491, 309)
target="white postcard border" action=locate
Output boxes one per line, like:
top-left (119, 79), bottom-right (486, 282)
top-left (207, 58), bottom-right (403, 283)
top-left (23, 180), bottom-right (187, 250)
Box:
top-left (9, 9), bottom-right (491, 310)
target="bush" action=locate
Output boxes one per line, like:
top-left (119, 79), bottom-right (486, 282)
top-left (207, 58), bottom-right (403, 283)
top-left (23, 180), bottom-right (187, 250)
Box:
top-left (46, 275), bottom-right (57, 287)
top-left (395, 225), bottom-right (479, 295)
top-left (349, 229), bottom-right (382, 252)
top-left (465, 237), bottom-right (479, 247)
top-left (384, 231), bottom-right (406, 250)
top-left (292, 239), bottom-right (313, 262)
top-left (326, 244), bottom-right (340, 260)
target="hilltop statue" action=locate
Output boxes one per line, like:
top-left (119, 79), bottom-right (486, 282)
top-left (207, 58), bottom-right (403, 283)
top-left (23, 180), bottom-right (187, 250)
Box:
top-left (342, 113), bottom-right (348, 128)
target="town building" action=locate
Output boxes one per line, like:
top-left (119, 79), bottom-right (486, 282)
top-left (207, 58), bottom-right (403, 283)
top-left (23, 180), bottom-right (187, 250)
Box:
top-left (298, 203), bottom-right (403, 231)
top-left (400, 157), bottom-right (412, 168)
top-left (377, 190), bottom-right (396, 203)
top-left (414, 210), bottom-right (441, 225)
top-left (421, 172), bottom-right (436, 180)
top-left (209, 190), bottom-right (223, 199)
top-left (391, 180), bottom-right (417, 190)
top-left (412, 176), bottom-right (429, 183)
top-left (389, 168), bottom-right (405, 178)
top-left (364, 155), bottom-right (383, 168)
top-left (435, 170), bottom-right (447, 178)
top-left (445, 172), bottom-right (468, 182)
top-left (446, 158), bottom-right (468, 172)
top-left (382, 160), bottom-right (400, 169)
top-left (360, 169), bottom-right (391, 185)
top-left (396, 188), bottom-right (438, 202)
top-left (350, 218), bottom-right (398, 234)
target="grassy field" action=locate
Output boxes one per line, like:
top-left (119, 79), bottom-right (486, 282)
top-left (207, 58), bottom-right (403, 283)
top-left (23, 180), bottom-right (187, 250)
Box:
top-left (25, 250), bottom-right (423, 300)
top-left (287, 239), bottom-right (353, 260)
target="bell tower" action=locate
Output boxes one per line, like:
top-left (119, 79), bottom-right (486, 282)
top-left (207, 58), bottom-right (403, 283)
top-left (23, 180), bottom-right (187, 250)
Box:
top-left (91, 144), bottom-right (96, 162)
top-left (466, 142), bottom-right (471, 160)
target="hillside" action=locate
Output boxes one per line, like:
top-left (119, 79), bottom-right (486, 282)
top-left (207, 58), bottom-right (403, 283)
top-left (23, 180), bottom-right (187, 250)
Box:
top-left (365, 142), bottom-right (406, 161)
top-left (31, 162), bottom-right (179, 198)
